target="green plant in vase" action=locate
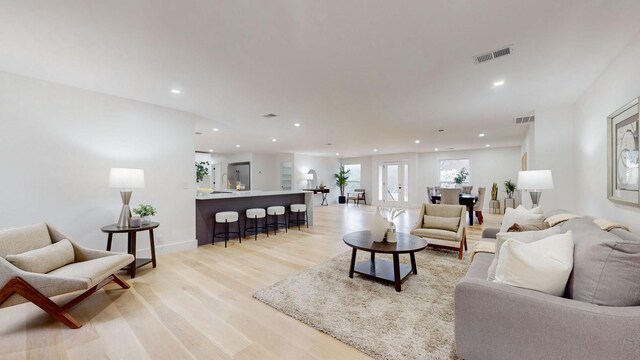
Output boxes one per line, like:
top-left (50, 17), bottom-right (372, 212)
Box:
top-left (132, 204), bottom-right (157, 225)
top-left (504, 180), bottom-right (516, 199)
top-left (454, 167), bottom-right (469, 186)
top-left (334, 165), bottom-right (350, 204)
top-left (196, 161), bottom-right (210, 183)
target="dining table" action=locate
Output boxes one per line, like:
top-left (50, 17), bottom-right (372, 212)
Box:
top-left (430, 193), bottom-right (478, 225)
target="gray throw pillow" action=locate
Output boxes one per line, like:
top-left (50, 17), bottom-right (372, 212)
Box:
top-left (423, 215), bottom-right (459, 232)
top-left (564, 220), bottom-right (640, 306)
top-left (5, 239), bottom-right (75, 273)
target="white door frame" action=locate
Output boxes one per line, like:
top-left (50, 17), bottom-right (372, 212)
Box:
top-left (379, 161), bottom-right (409, 207)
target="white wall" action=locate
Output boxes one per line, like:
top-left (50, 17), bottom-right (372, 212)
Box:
top-left (417, 147), bottom-right (522, 210)
top-left (573, 29), bottom-right (640, 232)
top-left (293, 153), bottom-right (340, 205)
top-left (341, 156), bottom-right (373, 201)
top-left (251, 153), bottom-right (278, 191)
top-left (0, 71), bottom-right (198, 255)
top-left (530, 106), bottom-right (575, 211)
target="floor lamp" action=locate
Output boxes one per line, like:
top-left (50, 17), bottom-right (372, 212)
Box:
top-left (109, 168), bottom-right (145, 228)
top-left (517, 170), bottom-right (554, 207)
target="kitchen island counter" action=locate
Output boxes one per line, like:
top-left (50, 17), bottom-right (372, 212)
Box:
top-left (196, 190), bottom-right (313, 246)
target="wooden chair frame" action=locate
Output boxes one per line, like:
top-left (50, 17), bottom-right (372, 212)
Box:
top-left (0, 274), bottom-right (129, 329)
top-left (426, 228), bottom-right (468, 259)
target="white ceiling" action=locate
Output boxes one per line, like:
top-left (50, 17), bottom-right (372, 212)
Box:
top-left (2, 1), bottom-right (640, 157)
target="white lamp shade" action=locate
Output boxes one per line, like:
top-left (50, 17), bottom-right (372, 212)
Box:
top-left (517, 170), bottom-right (554, 191)
top-left (108, 168), bottom-right (145, 189)
top-left (304, 173), bottom-right (314, 180)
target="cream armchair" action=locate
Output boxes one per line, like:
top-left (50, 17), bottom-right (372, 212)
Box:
top-left (0, 223), bottom-right (134, 328)
top-left (410, 203), bottom-right (467, 259)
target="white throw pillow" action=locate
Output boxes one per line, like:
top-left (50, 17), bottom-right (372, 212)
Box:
top-left (494, 231), bottom-right (574, 296)
top-left (499, 207), bottom-right (545, 233)
top-left (515, 205), bottom-right (544, 215)
top-left (486, 226), bottom-right (563, 281)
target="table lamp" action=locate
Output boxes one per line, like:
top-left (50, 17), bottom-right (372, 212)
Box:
top-left (109, 168), bottom-right (145, 228)
top-left (517, 170), bottom-right (554, 207)
top-left (304, 173), bottom-right (314, 188)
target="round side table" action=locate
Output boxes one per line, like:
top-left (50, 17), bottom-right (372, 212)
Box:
top-left (101, 222), bottom-right (159, 278)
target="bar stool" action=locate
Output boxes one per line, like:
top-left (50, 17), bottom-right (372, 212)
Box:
top-left (213, 211), bottom-right (240, 248)
top-left (244, 208), bottom-right (269, 240)
top-left (288, 204), bottom-right (308, 230)
top-left (266, 206), bottom-right (287, 235)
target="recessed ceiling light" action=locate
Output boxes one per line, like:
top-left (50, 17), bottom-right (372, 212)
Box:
top-left (236, 144), bottom-right (240, 148)
top-left (209, 149), bottom-right (213, 152)
top-left (294, 123), bottom-right (301, 127)
top-left (486, 144), bottom-right (491, 147)
top-left (434, 148), bottom-right (439, 151)
top-left (493, 80), bottom-right (505, 87)
top-left (373, 149), bottom-right (378, 152)
top-left (272, 138), bottom-right (277, 142)
top-left (170, 89), bottom-right (181, 94)
top-left (415, 140), bottom-right (421, 144)
top-left (336, 153), bottom-right (340, 156)
top-left (478, 133), bottom-right (485, 137)
top-left (212, 128), bottom-right (219, 132)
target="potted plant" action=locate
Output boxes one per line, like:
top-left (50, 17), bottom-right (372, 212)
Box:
top-left (334, 165), bottom-right (350, 204)
top-left (489, 182), bottom-right (501, 213)
top-left (196, 161), bottom-right (210, 183)
top-left (504, 179), bottom-right (517, 210)
top-left (132, 204), bottom-right (157, 225)
top-left (454, 167), bottom-right (469, 187)
top-left (504, 179), bottom-right (516, 198)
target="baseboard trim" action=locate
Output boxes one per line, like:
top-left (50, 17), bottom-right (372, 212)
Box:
top-left (135, 239), bottom-right (197, 258)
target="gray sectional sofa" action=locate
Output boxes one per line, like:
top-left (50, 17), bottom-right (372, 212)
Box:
top-left (454, 216), bottom-right (640, 360)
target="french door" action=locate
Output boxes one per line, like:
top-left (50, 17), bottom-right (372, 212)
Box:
top-left (379, 161), bottom-right (409, 207)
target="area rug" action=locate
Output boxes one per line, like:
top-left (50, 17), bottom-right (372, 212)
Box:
top-left (254, 249), bottom-right (470, 360)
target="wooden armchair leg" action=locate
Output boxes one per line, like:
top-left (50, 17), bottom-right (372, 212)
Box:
top-left (0, 274), bottom-right (130, 329)
top-left (62, 274), bottom-right (128, 311)
top-left (0, 278), bottom-right (81, 329)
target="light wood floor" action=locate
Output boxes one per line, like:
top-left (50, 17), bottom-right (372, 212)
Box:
top-left (0, 205), bottom-right (502, 360)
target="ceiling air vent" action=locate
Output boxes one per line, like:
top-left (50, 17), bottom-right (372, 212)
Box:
top-left (195, 132), bottom-right (203, 135)
top-left (514, 116), bottom-right (535, 124)
top-left (262, 113), bottom-right (278, 118)
top-left (474, 44), bottom-right (514, 64)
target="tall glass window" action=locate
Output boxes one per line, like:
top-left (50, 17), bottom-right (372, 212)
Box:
top-left (343, 164), bottom-right (361, 194)
top-left (439, 159), bottom-right (470, 188)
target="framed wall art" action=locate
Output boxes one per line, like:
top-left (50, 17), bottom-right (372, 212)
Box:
top-left (607, 97), bottom-right (640, 206)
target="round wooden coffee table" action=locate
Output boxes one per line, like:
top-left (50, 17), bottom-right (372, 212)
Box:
top-left (343, 231), bottom-right (428, 292)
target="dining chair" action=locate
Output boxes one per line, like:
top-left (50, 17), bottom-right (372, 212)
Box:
top-left (462, 185), bottom-right (473, 194)
top-left (473, 187), bottom-right (486, 224)
top-left (440, 188), bottom-right (461, 205)
top-left (426, 187), bottom-right (435, 203)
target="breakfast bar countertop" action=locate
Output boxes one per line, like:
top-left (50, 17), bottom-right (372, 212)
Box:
top-left (196, 190), bottom-right (310, 200)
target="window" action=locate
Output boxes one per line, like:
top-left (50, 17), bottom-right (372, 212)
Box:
top-left (343, 164), bottom-right (361, 194)
top-left (439, 159), bottom-right (470, 188)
